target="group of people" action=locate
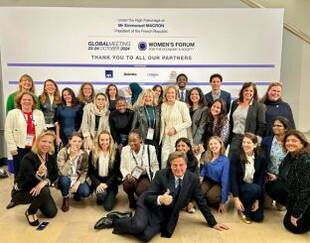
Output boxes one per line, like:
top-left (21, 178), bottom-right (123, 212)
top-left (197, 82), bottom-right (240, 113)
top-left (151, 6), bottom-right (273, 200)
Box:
top-left (1, 72), bottom-right (309, 241)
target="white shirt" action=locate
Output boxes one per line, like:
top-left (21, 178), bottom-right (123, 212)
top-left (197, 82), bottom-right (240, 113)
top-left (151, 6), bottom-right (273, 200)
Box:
top-left (243, 155), bottom-right (255, 183)
top-left (98, 152), bottom-right (110, 177)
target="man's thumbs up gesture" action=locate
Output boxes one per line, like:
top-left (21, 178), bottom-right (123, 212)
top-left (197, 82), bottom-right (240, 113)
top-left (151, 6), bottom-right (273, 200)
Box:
top-left (159, 189), bottom-right (173, 206)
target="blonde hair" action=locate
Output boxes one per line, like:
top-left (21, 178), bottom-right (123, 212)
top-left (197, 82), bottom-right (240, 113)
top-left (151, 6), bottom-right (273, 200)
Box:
top-left (31, 130), bottom-right (56, 155)
top-left (163, 85), bottom-right (179, 102)
top-left (91, 130), bottom-right (116, 168)
top-left (18, 74), bottom-right (35, 93)
top-left (135, 89), bottom-right (158, 107)
top-left (260, 82), bottom-right (283, 103)
top-left (202, 136), bottom-right (226, 163)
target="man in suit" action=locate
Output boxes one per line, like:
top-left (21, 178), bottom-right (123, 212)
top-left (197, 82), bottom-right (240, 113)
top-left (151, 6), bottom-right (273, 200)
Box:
top-left (176, 73), bottom-right (190, 103)
top-left (205, 73), bottom-right (231, 114)
top-left (94, 151), bottom-right (229, 242)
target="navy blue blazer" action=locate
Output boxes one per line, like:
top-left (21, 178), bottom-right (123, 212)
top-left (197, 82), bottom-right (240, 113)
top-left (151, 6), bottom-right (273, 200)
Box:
top-left (230, 152), bottom-right (266, 197)
top-left (205, 89), bottom-right (231, 113)
top-left (261, 136), bottom-right (273, 173)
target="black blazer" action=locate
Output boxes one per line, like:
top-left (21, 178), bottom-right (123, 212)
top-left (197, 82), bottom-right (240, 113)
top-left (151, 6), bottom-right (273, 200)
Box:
top-left (205, 89), bottom-right (231, 114)
top-left (229, 99), bottom-right (266, 140)
top-left (178, 89), bottom-right (190, 103)
top-left (88, 150), bottom-right (121, 191)
top-left (261, 136), bottom-right (274, 173)
top-left (15, 151), bottom-right (58, 192)
top-left (230, 152), bottom-right (266, 197)
top-left (131, 105), bottom-right (161, 142)
top-left (143, 168), bottom-right (217, 238)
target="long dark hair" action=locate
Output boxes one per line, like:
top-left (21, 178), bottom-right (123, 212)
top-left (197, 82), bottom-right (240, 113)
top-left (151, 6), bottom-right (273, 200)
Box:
top-left (188, 87), bottom-right (205, 107)
top-left (206, 98), bottom-right (228, 137)
top-left (238, 82), bottom-right (258, 102)
top-left (175, 137), bottom-right (198, 172)
top-left (240, 133), bottom-right (259, 164)
top-left (61, 87), bottom-right (79, 107)
top-left (284, 130), bottom-right (310, 155)
top-left (106, 84), bottom-right (119, 100)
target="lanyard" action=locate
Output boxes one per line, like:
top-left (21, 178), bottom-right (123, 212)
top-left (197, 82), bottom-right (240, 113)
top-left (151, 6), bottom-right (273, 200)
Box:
top-left (131, 145), bottom-right (145, 167)
top-left (144, 106), bottom-right (156, 128)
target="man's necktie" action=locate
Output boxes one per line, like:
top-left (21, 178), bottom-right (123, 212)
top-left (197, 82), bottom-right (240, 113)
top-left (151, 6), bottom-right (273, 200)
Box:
top-left (181, 91), bottom-right (185, 102)
top-left (175, 178), bottom-right (182, 197)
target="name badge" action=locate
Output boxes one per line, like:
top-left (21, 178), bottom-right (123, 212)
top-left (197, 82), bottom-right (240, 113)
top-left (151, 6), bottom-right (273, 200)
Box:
top-left (25, 134), bottom-right (34, 147)
top-left (146, 128), bottom-right (155, 140)
top-left (131, 166), bottom-right (144, 180)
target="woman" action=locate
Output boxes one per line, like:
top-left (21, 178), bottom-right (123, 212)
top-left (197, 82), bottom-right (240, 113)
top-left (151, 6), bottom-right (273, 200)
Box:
top-left (57, 132), bottom-right (90, 212)
top-left (120, 130), bottom-right (159, 208)
top-left (55, 87), bottom-right (83, 146)
top-left (89, 131), bottom-right (121, 211)
top-left (231, 133), bottom-right (265, 224)
top-left (204, 99), bottom-right (230, 148)
top-left (160, 85), bottom-right (192, 168)
top-left (77, 82), bottom-right (95, 106)
top-left (229, 82), bottom-right (266, 158)
top-left (5, 91), bottom-right (46, 178)
top-left (129, 82), bottom-right (143, 107)
top-left (200, 136), bottom-right (230, 213)
top-left (109, 97), bottom-right (134, 150)
top-left (9, 130), bottom-right (58, 226)
top-left (105, 84), bottom-right (120, 112)
top-left (188, 87), bottom-right (207, 156)
top-left (131, 89), bottom-right (161, 162)
top-left (6, 74), bottom-right (39, 114)
top-left (39, 79), bottom-right (61, 131)
top-left (282, 130), bottom-right (310, 234)
top-left (260, 82), bottom-right (295, 136)
top-left (174, 137), bottom-right (199, 213)
top-left (152, 84), bottom-right (164, 105)
top-left (262, 117), bottom-right (290, 208)
top-left (81, 93), bottom-right (110, 151)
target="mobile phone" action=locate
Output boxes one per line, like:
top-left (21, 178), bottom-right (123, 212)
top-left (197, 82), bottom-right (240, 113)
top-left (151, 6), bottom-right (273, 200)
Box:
top-left (36, 221), bottom-right (49, 230)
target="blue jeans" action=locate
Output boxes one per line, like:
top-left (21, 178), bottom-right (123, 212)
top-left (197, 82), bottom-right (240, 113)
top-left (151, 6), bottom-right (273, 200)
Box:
top-left (58, 176), bottom-right (90, 199)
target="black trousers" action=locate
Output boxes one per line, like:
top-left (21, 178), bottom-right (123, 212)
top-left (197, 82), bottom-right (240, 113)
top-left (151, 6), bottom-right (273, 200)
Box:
top-left (265, 179), bottom-right (288, 206)
top-left (12, 186), bottom-right (57, 217)
top-left (96, 186), bottom-right (118, 211)
top-left (112, 197), bottom-right (161, 242)
top-left (283, 206), bottom-right (310, 234)
top-left (12, 147), bottom-right (31, 179)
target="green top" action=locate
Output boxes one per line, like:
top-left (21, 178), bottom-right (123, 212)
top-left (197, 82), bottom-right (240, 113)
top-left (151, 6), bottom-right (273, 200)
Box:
top-left (6, 91), bottom-right (40, 114)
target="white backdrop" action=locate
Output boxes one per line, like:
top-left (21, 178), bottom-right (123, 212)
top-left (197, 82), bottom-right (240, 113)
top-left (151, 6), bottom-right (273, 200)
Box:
top-left (0, 7), bottom-right (283, 105)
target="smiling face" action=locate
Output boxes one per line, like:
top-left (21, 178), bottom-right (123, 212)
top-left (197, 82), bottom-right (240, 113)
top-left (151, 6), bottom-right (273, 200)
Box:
top-left (108, 85), bottom-right (117, 99)
top-left (268, 85), bottom-right (282, 102)
top-left (128, 133), bottom-right (141, 153)
top-left (272, 120), bottom-right (287, 136)
top-left (176, 141), bottom-right (190, 154)
top-left (166, 87), bottom-right (176, 103)
top-left (154, 86), bottom-right (162, 97)
top-left (190, 89), bottom-right (200, 105)
top-left (95, 94), bottom-right (106, 110)
top-left (210, 77), bottom-right (222, 91)
top-left (177, 75), bottom-right (188, 89)
top-left (98, 133), bottom-right (110, 151)
top-left (20, 76), bottom-right (33, 91)
top-left (242, 136), bottom-right (257, 156)
top-left (171, 157), bottom-right (187, 178)
top-left (45, 81), bottom-right (57, 95)
top-left (69, 135), bottom-right (83, 152)
top-left (20, 94), bottom-right (34, 111)
top-left (242, 85), bottom-right (254, 101)
top-left (38, 135), bottom-right (54, 155)
top-left (116, 100), bottom-right (127, 113)
top-left (82, 84), bottom-right (93, 98)
top-left (211, 101), bottom-right (222, 117)
top-left (143, 93), bottom-right (154, 105)
top-left (285, 135), bottom-right (304, 153)
top-left (63, 90), bottom-right (73, 105)
top-left (208, 138), bottom-right (222, 156)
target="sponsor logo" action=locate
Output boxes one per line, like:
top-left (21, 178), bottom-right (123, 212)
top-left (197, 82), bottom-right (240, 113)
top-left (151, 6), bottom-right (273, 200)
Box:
top-left (138, 41), bottom-right (147, 51)
top-left (105, 70), bottom-right (113, 78)
top-left (147, 73), bottom-right (159, 77)
top-left (124, 72), bottom-right (137, 76)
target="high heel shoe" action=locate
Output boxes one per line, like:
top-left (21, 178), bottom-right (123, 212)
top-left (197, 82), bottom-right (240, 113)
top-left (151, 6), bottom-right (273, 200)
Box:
top-left (25, 210), bottom-right (39, 226)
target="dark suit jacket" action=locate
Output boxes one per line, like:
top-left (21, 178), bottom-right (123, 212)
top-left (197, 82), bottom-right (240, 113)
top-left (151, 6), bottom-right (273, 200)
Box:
top-left (229, 99), bottom-right (266, 141)
top-left (205, 89), bottom-right (231, 113)
top-left (131, 105), bottom-right (161, 142)
top-left (190, 106), bottom-right (208, 145)
top-left (15, 151), bottom-right (58, 192)
top-left (143, 168), bottom-right (217, 238)
top-left (230, 152), bottom-right (266, 197)
top-left (261, 136), bottom-right (274, 173)
top-left (178, 89), bottom-right (190, 103)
